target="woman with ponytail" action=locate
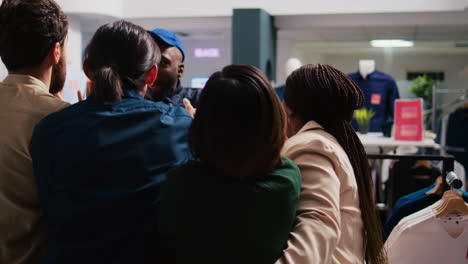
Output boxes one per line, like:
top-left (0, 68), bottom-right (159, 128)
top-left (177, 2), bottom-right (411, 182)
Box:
top-left (276, 64), bottom-right (387, 264)
top-left (31, 20), bottom-right (192, 263)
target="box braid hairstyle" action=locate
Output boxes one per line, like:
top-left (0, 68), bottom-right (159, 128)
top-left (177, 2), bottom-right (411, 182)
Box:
top-left (284, 63), bottom-right (387, 264)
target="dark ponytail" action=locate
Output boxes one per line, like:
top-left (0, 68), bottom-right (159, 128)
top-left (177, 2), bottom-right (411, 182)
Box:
top-left (284, 64), bottom-right (387, 264)
top-left (91, 66), bottom-right (122, 104)
top-left (84, 20), bottom-right (161, 105)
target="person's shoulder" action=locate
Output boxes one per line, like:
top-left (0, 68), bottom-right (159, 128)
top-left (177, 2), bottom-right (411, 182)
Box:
top-left (284, 126), bottom-right (338, 154)
top-left (372, 70), bottom-right (396, 81)
top-left (177, 86), bottom-right (202, 95)
top-left (174, 86), bottom-right (203, 106)
top-left (255, 157), bottom-right (301, 195)
top-left (275, 156), bottom-right (300, 174)
top-left (282, 124), bottom-right (348, 169)
top-left (272, 157), bottom-right (302, 186)
top-left (34, 100), bottom-right (83, 130)
top-left (34, 91), bottom-right (70, 113)
top-left (28, 94), bottom-right (70, 132)
top-left (348, 71), bottom-right (360, 78)
top-left (142, 99), bottom-right (192, 118)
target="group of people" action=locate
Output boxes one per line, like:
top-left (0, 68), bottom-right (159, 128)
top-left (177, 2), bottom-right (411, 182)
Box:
top-left (0, 0), bottom-right (387, 263)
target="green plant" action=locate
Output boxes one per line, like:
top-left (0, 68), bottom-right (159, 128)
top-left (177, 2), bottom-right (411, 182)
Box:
top-left (354, 108), bottom-right (375, 129)
top-left (409, 75), bottom-right (438, 110)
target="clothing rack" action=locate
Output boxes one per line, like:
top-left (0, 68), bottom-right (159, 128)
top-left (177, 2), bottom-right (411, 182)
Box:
top-left (430, 85), bottom-right (468, 132)
top-left (446, 171), bottom-right (463, 190)
top-left (439, 97), bottom-right (468, 155)
top-left (367, 153), bottom-right (455, 215)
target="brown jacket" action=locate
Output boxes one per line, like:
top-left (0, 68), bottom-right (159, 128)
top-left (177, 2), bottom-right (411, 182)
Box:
top-left (0, 74), bottom-right (69, 264)
top-left (276, 121), bottom-right (365, 264)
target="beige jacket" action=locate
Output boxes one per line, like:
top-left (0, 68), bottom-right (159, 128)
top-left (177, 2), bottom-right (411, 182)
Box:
top-left (276, 121), bottom-right (365, 264)
top-left (0, 74), bottom-right (69, 264)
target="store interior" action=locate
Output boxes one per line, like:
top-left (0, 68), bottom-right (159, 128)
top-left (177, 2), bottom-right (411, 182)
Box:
top-left (2, 0), bottom-right (468, 263)
top-left (1, 2), bottom-right (468, 105)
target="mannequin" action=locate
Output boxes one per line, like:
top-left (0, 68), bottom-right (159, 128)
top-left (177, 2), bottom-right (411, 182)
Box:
top-left (349, 60), bottom-right (400, 132)
top-left (359, 60), bottom-right (375, 79)
top-left (275, 58), bottom-right (302, 101)
top-left (285, 58), bottom-right (302, 76)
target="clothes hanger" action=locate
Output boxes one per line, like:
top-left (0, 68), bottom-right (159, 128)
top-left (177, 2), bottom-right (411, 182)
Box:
top-left (426, 176), bottom-right (444, 195)
top-left (434, 191), bottom-right (468, 217)
top-left (434, 172), bottom-right (468, 217)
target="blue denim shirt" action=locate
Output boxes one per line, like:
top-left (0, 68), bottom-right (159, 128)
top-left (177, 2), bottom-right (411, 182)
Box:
top-left (349, 70), bottom-right (400, 132)
top-left (31, 88), bottom-right (192, 263)
top-left (169, 82), bottom-right (203, 108)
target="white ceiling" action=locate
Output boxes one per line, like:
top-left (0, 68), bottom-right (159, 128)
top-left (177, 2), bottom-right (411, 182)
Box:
top-left (57, 0), bottom-right (468, 19)
top-left (292, 41), bottom-right (468, 55)
top-left (75, 9), bottom-right (468, 55)
top-left (275, 10), bottom-right (468, 55)
top-left (276, 10), bottom-right (468, 42)
top-left (278, 25), bottom-right (468, 42)
top-left (76, 9), bottom-right (468, 41)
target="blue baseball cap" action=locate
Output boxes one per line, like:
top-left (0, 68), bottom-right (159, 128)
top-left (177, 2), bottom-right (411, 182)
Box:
top-left (148, 28), bottom-right (186, 62)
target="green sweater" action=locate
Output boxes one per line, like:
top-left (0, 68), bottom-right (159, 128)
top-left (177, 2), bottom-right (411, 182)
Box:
top-left (158, 157), bottom-right (301, 264)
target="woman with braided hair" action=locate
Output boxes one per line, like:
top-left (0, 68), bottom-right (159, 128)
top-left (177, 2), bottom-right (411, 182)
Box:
top-left (276, 64), bottom-right (387, 264)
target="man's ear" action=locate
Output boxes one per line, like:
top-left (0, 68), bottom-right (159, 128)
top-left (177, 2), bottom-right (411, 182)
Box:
top-left (50, 42), bottom-right (61, 65)
top-left (145, 65), bottom-right (158, 87)
top-left (83, 59), bottom-right (93, 80)
top-left (177, 63), bottom-right (184, 78)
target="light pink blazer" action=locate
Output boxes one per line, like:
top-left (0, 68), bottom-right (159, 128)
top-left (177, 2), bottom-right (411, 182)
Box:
top-left (276, 121), bottom-right (365, 264)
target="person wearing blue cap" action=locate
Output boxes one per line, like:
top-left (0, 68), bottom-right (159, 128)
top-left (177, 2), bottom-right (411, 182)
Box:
top-left (146, 28), bottom-right (203, 108)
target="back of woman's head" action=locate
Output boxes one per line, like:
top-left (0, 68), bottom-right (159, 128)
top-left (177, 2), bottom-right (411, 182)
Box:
top-left (190, 64), bottom-right (286, 180)
top-left (285, 64), bottom-right (387, 264)
top-left (85, 20), bottom-right (160, 104)
top-left (284, 63), bottom-right (364, 125)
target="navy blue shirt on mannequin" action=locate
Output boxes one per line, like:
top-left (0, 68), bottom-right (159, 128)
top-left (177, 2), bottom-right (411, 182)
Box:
top-left (348, 70), bottom-right (400, 132)
top-left (31, 88), bottom-right (192, 264)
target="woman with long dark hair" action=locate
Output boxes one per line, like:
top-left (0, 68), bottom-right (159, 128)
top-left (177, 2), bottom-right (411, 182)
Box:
top-left (276, 64), bottom-right (387, 264)
top-left (158, 65), bottom-right (302, 263)
top-left (31, 20), bottom-right (192, 263)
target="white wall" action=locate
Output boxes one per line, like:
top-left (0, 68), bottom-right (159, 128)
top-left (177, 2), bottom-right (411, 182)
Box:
top-left (275, 39), bottom-right (293, 85)
top-left (56, 0), bottom-right (123, 18)
top-left (62, 17), bottom-right (87, 103)
top-left (285, 51), bottom-right (468, 99)
top-left (319, 53), bottom-right (468, 81)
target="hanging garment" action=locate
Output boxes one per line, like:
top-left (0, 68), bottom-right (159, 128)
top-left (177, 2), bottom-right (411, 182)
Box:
top-left (385, 159), bottom-right (441, 207)
top-left (446, 108), bottom-right (468, 181)
top-left (386, 201), bottom-right (468, 264)
top-left (437, 108), bottom-right (468, 182)
top-left (384, 185), bottom-right (468, 240)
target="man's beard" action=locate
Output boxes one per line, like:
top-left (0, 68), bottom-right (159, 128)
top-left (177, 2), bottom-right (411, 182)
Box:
top-left (146, 78), bottom-right (177, 101)
top-left (49, 54), bottom-right (67, 94)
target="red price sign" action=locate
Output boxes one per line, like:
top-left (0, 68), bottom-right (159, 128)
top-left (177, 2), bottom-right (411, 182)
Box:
top-left (394, 99), bottom-right (424, 141)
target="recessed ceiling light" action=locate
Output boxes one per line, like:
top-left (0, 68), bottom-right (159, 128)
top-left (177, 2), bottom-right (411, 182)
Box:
top-left (370, 39), bottom-right (414, 48)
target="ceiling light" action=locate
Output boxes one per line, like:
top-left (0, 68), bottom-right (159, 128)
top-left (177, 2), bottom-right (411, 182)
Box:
top-left (370, 39), bottom-right (414, 48)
